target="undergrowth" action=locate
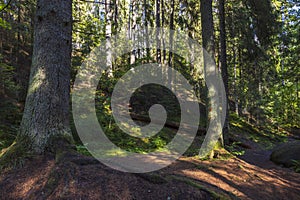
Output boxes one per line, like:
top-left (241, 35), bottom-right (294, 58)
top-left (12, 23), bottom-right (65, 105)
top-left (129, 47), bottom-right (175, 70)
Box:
top-left (229, 113), bottom-right (288, 149)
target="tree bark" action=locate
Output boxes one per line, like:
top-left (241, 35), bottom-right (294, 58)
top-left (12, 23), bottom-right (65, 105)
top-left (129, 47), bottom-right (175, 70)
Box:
top-left (105, 0), bottom-right (113, 76)
top-left (219, 0), bottom-right (229, 145)
top-left (168, 0), bottom-right (175, 87)
top-left (143, 0), bottom-right (150, 61)
top-left (156, 0), bottom-right (161, 63)
top-left (130, 0), bottom-right (136, 64)
top-left (200, 0), bottom-right (223, 157)
top-left (233, 44), bottom-right (239, 116)
top-left (201, 0), bottom-right (215, 57)
top-left (161, 0), bottom-right (166, 63)
top-left (19, 0), bottom-right (73, 154)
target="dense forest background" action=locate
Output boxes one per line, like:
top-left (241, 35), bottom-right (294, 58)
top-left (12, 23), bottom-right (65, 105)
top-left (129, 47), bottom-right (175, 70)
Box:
top-left (0, 0), bottom-right (300, 199)
top-left (1, 0), bottom-right (299, 134)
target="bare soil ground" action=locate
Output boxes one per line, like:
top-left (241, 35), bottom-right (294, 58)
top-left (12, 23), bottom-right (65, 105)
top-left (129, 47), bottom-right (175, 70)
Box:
top-left (0, 138), bottom-right (299, 200)
top-left (0, 153), bottom-right (222, 200)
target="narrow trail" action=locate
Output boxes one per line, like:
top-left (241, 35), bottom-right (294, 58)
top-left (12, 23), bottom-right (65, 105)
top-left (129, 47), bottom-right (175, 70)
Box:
top-left (162, 136), bottom-right (300, 200)
top-left (239, 135), bottom-right (299, 169)
top-left (238, 139), bottom-right (277, 169)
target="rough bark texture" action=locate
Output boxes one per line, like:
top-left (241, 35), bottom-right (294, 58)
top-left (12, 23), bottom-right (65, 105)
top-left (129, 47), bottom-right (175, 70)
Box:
top-left (19, 0), bottom-right (73, 154)
top-left (219, 0), bottom-right (229, 145)
top-left (200, 0), bottom-right (223, 156)
top-left (168, 0), bottom-right (175, 87)
top-left (144, 0), bottom-right (150, 60)
top-left (105, 0), bottom-right (113, 76)
top-left (200, 0), bottom-right (215, 57)
top-left (156, 0), bottom-right (161, 63)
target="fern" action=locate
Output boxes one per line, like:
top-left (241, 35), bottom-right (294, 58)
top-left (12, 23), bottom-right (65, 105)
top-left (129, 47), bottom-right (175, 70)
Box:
top-left (291, 160), bottom-right (300, 173)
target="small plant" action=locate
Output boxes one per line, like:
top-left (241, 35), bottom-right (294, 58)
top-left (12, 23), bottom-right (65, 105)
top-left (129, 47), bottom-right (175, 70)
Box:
top-left (76, 144), bottom-right (91, 156)
top-left (291, 160), bottom-right (300, 173)
top-left (226, 142), bottom-right (245, 156)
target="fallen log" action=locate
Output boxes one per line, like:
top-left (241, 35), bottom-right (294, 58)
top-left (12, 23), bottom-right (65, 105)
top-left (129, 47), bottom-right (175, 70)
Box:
top-left (129, 113), bottom-right (206, 134)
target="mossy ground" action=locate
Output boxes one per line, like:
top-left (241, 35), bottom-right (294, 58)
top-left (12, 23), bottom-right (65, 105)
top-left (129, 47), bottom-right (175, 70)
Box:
top-left (0, 133), bottom-right (75, 170)
top-left (0, 135), bottom-right (32, 170)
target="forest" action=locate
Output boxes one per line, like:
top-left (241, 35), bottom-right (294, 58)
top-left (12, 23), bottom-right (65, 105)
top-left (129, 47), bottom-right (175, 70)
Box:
top-left (0, 0), bottom-right (299, 199)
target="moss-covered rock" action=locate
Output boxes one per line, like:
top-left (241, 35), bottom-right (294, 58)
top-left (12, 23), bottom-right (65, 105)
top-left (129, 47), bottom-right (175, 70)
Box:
top-left (270, 141), bottom-right (300, 167)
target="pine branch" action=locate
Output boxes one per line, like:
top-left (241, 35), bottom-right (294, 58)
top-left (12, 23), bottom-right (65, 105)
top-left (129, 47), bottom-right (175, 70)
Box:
top-left (0, 0), bottom-right (13, 13)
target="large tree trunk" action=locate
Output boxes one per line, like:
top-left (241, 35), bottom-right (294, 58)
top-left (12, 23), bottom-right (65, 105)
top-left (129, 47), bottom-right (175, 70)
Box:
top-left (200, 0), bottom-right (223, 157)
top-left (201, 0), bottom-right (215, 56)
top-left (18, 0), bottom-right (73, 154)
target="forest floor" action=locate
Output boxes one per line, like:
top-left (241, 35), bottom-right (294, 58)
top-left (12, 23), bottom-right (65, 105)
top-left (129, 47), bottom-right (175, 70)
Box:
top-left (0, 131), bottom-right (299, 200)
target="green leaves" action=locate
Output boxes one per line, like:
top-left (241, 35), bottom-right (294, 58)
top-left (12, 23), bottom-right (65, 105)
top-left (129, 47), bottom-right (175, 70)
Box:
top-left (0, 17), bottom-right (11, 29)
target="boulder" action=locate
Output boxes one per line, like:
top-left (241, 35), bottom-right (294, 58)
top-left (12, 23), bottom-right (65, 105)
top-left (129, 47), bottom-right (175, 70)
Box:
top-left (290, 127), bottom-right (300, 136)
top-left (270, 141), bottom-right (300, 167)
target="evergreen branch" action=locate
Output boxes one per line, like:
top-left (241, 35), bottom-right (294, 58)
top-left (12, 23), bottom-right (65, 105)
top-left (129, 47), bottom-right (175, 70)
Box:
top-left (0, 0), bottom-right (13, 13)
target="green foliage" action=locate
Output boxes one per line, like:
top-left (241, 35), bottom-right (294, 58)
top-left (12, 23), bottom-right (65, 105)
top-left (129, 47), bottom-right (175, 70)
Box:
top-left (76, 144), bottom-right (91, 156)
top-left (229, 113), bottom-right (287, 148)
top-left (291, 160), bottom-right (300, 173)
top-left (0, 136), bottom-right (32, 170)
top-left (0, 17), bottom-right (11, 29)
top-left (71, 56), bottom-right (203, 154)
top-left (226, 142), bottom-right (245, 156)
top-left (0, 127), bottom-right (16, 151)
top-left (0, 1), bottom-right (12, 29)
top-left (226, 0), bottom-right (299, 127)
top-left (0, 0), bottom-right (298, 166)
top-left (0, 0), bottom-right (33, 153)
top-left (0, 57), bottom-right (21, 152)
top-left (0, 61), bottom-right (20, 97)
top-left (93, 82), bottom-right (176, 153)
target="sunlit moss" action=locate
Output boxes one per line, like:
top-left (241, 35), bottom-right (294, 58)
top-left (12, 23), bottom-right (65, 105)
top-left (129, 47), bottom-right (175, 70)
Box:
top-left (27, 67), bottom-right (46, 95)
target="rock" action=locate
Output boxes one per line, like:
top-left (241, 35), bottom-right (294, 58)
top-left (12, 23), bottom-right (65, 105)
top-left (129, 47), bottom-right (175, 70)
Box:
top-left (270, 141), bottom-right (300, 167)
top-left (290, 127), bottom-right (300, 136)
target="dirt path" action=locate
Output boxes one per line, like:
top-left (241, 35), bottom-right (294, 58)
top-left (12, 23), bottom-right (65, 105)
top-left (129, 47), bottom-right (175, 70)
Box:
top-left (161, 138), bottom-right (300, 200)
top-left (0, 138), bottom-right (299, 199)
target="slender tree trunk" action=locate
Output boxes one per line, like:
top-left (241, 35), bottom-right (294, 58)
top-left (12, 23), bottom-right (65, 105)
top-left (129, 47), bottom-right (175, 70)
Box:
top-left (161, 0), bottom-right (166, 63)
top-left (127, 0), bottom-right (131, 39)
top-left (143, 0), bottom-right (150, 61)
top-left (128, 0), bottom-right (132, 65)
top-left (156, 0), bottom-right (161, 63)
top-left (114, 0), bottom-right (118, 32)
top-left (19, 0), bottom-right (73, 154)
top-left (238, 45), bottom-right (243, 110)
top-left (168, 0), bottom-right (175, 87)
top-left (233, 45), bottom-right (239, 116)
top-left (16, 1), bottom-right (21, 100)
top-left (105, 0), bottom-right (113, 76)
top-left (130, 0), bottom-right (137, 64)
top-left (219, 0), bottom-right (229, 145)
